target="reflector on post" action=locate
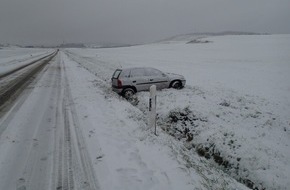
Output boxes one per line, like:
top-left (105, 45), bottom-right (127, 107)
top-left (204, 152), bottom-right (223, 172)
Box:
top-left (149, 85), bottom-right (157, 135)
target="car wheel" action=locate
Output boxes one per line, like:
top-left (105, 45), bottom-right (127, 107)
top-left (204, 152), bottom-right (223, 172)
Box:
top-left (171, 81), bottom-right (182, 89)
top-left (123, 88), bottom-right (135, 99)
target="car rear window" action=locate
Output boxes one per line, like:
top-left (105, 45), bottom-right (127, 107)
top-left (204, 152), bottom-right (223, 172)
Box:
top-left (112, 70), bottom-right (122, 79)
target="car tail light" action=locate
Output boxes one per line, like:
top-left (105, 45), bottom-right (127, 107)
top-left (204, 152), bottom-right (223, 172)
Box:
top-left (118, 79), bottom-right (122, 88)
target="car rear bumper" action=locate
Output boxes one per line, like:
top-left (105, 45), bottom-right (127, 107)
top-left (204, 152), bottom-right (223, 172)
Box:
top-left (112, 86), bottom-right (123, 94)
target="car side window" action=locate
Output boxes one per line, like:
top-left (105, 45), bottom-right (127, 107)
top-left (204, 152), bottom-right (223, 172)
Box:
top-left (145, 68), bottom-right (163, 76)
top-left (119, 69), bottom-right (130, 78)
top-left (130, 68), bottom-right (145, 77)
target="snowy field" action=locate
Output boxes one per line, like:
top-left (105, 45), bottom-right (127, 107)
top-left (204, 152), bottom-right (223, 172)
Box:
top-left (0, 34), bottom-right (289, 190)
top-left (0, 48), bottom-right (53, 75)
top-left (65, 34), bottom-right (290, 189)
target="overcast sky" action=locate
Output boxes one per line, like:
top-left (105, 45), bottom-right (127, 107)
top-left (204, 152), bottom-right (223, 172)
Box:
top-left (1, 0), bottom-right (290, 45)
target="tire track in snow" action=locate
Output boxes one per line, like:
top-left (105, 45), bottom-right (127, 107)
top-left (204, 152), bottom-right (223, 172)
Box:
top-left (52, 55), bottom-right (100, 190)
top-left (64, 59), bottom-right (100, 190)
top-left (10, 53), bottom-right (60, 190)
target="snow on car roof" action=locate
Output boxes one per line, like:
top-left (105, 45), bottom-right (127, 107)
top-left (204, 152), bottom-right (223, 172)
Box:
top-left (119, 67), bottom-right (157, 71)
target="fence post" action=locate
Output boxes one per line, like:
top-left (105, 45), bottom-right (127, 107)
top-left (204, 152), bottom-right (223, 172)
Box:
top-left (149, 85), bottom-right (157, 135)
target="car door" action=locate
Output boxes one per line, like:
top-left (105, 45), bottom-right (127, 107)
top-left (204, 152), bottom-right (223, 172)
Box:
top-left (130, 68), bottom-right (150, 91)
top-left (145, 68), bottom-right (169, 90)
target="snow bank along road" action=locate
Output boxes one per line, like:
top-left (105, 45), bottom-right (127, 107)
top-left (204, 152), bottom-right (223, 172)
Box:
top-left (0, 51), bottom-right (99, 190)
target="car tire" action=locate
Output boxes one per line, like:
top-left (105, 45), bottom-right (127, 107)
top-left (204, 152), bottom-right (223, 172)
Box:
top-left (122, 88), bottom-right (135, 99)
top-left (171, 81), bottom-right (182, 89)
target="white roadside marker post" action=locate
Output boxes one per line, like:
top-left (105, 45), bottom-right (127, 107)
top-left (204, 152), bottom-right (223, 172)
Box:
top-left (149, 85), bottom-right (157, 135)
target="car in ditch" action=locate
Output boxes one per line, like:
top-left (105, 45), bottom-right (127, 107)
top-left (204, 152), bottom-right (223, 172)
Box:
top-left (111, 67), bottom-right (186, 98)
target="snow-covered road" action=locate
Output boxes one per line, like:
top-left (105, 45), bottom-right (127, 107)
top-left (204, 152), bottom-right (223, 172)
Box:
top-left (0, 52), bottom-right (99, 190)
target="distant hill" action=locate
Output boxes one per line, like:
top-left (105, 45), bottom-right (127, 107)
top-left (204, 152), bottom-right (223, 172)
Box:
top-left (85, 42), bottom-right (135, 49)
top-left (0, 43), bottom-right (10, 48)
top-left (56, 42), bottom-right (134, 49)
top-left (0, 43), bottom-right (21, 49)
top-left (58, 43), bottom-right (86, 48)
top-left (189, 31), bottom-right (264, 36)
top-left (158, 31), bottom-right (268, 44)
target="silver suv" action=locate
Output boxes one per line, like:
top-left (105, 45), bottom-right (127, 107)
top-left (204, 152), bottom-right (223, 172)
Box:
top-left (111, 67), bottom-right (186, 98)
